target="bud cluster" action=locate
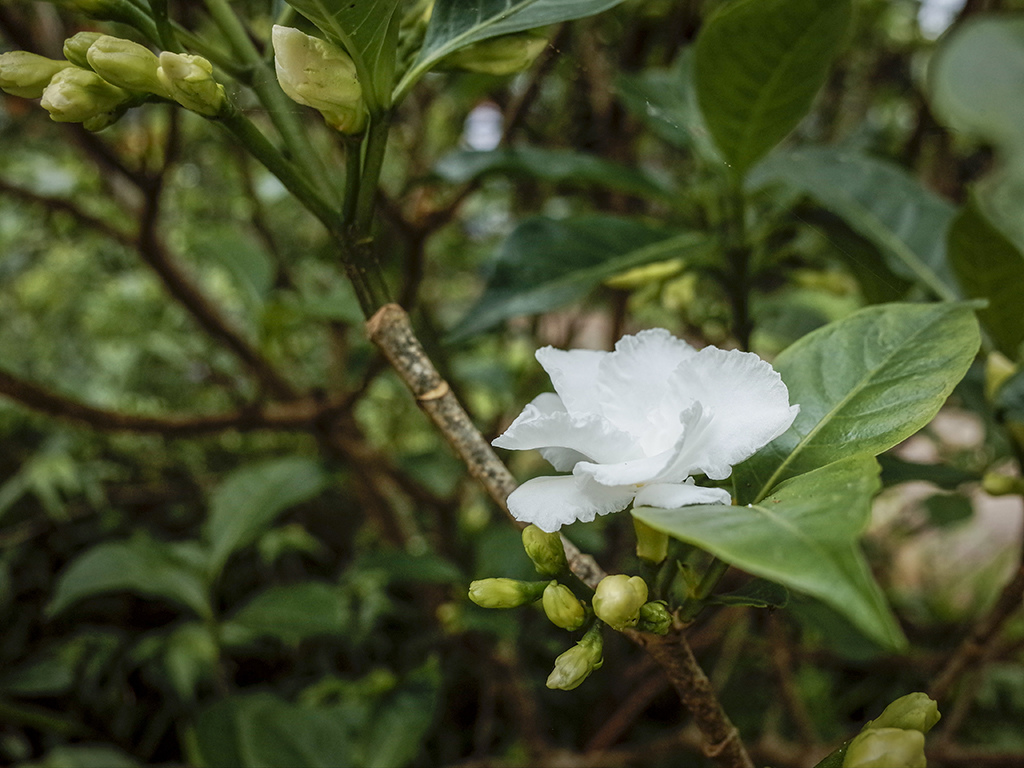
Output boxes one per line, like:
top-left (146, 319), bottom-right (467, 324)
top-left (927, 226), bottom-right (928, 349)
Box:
top-left (841, 693), bottom-right (940, 768)
top-left (0, 34), bottom-right (225, 131)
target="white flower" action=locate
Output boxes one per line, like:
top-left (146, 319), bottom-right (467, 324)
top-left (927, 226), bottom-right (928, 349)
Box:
top-left (493, 329), bottom-right (799, 533)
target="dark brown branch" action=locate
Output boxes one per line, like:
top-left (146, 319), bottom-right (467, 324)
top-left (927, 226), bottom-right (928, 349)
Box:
top-left (367, 303), bottom-right (753, 768)
top-left (0, 368), bottom-right (335, 435)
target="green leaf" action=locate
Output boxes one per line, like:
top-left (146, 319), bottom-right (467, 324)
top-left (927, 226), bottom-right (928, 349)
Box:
top-left (47, 533), bottom-right (212, 619)
top-left (634, 456), bottom-right (905, 649)
top-left (396, 0), bottom-right (626, 99)
top-left (735, 302), bottom-right (981, 504)
top-left (693, 0), bottom-right (851, 176)
top-left (877, 453), bottom-right (979, 490)
top-left (928, 17), bottom-right (1024, 154)
top-left (749, 147), bottom-right (960, 300)
top-left (285, 0), bottom-right (403, 109)
top-left (223, 582), bottom-right (350, 645)
top-left (448, 216), bottom-right (713, 341)
top-left (948, 198), bottom-right (1024, 359)
top-left (922, 492), bottom-right (974, 528)
top-left (616, 49), bottom-right (719, 160)
top-left (203, 457), bottom-right (327, 575)
top-left (707, 578), bottom-right (789, 609)
top-left (434, 147), bottom-right (672, 199)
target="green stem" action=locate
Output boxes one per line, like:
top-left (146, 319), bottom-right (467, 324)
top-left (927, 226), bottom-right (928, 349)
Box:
top-left (353, 112), bottom-right (393, 233)
top-left (202, 0), bottom-right (332, 199)
top-left (678, 557), bottom-right (731, 622)
top-left (147, 0), bottom-right (176, 51)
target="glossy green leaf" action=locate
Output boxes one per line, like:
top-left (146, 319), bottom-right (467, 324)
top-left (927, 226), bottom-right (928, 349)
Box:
top-left (224, 582), bottom-right (350, 645)
top-left (928, 17), bottom-right (1024, 153)
top-left (948, 198), bottom-right (1024, 358)
top-left (434, 147), bottom-right (672, 199)
top-left (285, 0), bottom-right (403, 109)
top-left (204, 457), bottom-right (327, 575)
top-left (448, 216), bottom-right (713, 341)
top-left (735, 302), bottom-right (981, 504)
top-left (615, 50), bottom-right (719, 160)
top-left (635, 456), bottom-right (904, 649)
top-left (396, 0), bottom-right (626, 99)
top-left (47, 533), bottom-right (212, 619)
top-left (749, 147), bottom-right (960, 300)
top-left (693, 0), bottom-right (851, 175)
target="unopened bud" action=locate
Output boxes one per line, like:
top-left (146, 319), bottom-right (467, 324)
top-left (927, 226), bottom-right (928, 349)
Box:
top-left (543, 582), bottom-right (586, 631)
top-left (546, 622), bottom-right (603, 691)
top-left (272, 25), bottom-right (365, 133)
top-left (468, 577), bottom-right (547, 609)
top-left (63, 32), bottom-right (103, 69)
top-left (40, 67), bottom-right (129, 129)
top-left (637, 601), bottom-right (672, 635)
top-left (442, 32), bottom-right (548, 75)
top-left (592, 574), bottom-right (648, 631)
top-left (157, 52), bottom-right (225, 116)
top-left (985, 351), bottom-right (1016, 404)
top-left (0, 51), bottom-right (71, 99)
top-left (865, 692), bottom-right (940, 734)
top-left (522, 524), bottom-right (567, 576)
top-left (983, 472), bottom-right (1024, 496)
top-left (87, 35), bottom-right (167, 96)
top-left (633, 518), bottom-right (668, 563)
top-left (843, 727), bottom-right (926, 768)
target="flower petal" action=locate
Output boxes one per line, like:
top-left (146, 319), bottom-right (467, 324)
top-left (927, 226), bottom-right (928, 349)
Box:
top-left (493, 393), bottom-right (636, 465)
top-left (634, 480), bottom-right (732, 509)
top-left (506, 475), bottom-right (636, 532)
top-left (535, 346), bottom-right (606, 417)
top-left (663, 346), bottom-right (799, 479)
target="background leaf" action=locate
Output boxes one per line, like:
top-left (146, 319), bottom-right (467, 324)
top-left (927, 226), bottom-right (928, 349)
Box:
top-left (749, 147), bottom-right (960, 300)
top-left (284, 0), bottom-right (403, 108)
top-left (397, 0), bottom-right (626, 97)
top-left (223, 582), bottom-right (350, 645)
top-left (948, 198), bottom-right (1024, 359)
top-left (47, 534), bottom-right (212, 619)
top-left (203, 457), bottom-right (327, 575)
top-left (433, 147), bottom-right (672, 199)
top-left (735, 302), bottom-right (981, 503)
top-left (448, 216), bottom-right (712, 340)
top-left (635, 456), bottom-right (905, 650)
top-left (693, 0), bottom-right (851, 175)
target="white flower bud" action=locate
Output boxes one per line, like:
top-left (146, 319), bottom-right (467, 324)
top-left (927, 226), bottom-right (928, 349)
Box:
top-left (272, 25), bottom-right (366, 133)
top-left (542, 582), bottom-right (586, 631)
top-left (40, 67), bottom-right (129, 129)
top-left (843, 727), bottom-right (926, 768)
top-left (87, 35), bottom-right (167, 96)
top-left (864, 693), bottom-right (941, 735)
top-left (156, 52), bottom-right (225, 117)
top-left (468, 578), bottom-right (547, 609)
top-left (0, 51), bottom-right (72, 99)
top-left (546, 623), bottom-right (604, 691)
top-left (592, 574), bottom-right (648, 631)
top-left (522, 524), bottom-right (568, 576)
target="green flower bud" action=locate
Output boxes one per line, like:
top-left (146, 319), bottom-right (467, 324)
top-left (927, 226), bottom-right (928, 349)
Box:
top-left (592, 574), bottom-right (648, 631)
top-left (0, 51), bottom-right (71, 99)
top-left (546, 622), bottom-right (603, 691)
top-left (272, 25), bottom-right (366, 133)
top-left (983, 472), bottom-right (1024, 496)
top-left (522, 524), bottom-right (567, 576)
top-left (865, 692), bottom-right (941, 735)
top-left (468, 577), bottom-right (547, 609)
top-left (985, 351), bottom-right (1016, 404)
top-left (63, 32), bottom-right (103, 69)
top-left (843, 727), bottom-right (926, 768)
top-left (637, 600), bottom-right (672, 635)
top-left (633, 518), bottom-right (668, 564)
top-left (40, 67), bottom-right (129, 128)
top-left (87, 35), bottom-right (167, 96)
top-left (542, 581), bottom-right (586, 631)
top-left (442, 32), bottom-right (548, 76)
top-left (156, 52), bottom-right (225, 117)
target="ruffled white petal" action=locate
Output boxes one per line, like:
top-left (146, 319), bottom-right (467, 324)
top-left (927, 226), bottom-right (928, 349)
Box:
top-left (662, 346), bottom-right (799, 479)
top-left (506, 475), bottom-right (637, 533)
top-left (492, 392), bottom-right (636, 465)
top-left (634, 480), bottom-right (732, 509)
top-left (535, 347), bottom-right (605, 418)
